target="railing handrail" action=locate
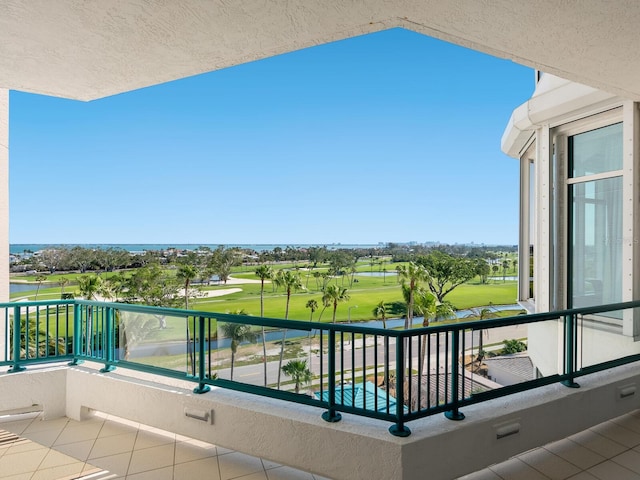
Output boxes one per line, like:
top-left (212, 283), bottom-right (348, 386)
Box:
top-left (4, 298), bottom-right (640, 436)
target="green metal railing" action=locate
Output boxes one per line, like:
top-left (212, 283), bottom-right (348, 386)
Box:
top-left (2, 299), bottom-right (640, 436)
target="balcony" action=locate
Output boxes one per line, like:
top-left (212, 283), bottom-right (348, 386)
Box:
top-left (2, 300), bottom-right (640, 479)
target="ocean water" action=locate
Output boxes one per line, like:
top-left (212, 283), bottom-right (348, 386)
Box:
top-left (10, 243), bottom-right (381, 255)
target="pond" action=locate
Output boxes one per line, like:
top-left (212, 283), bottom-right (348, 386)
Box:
top-left (356, 271), bottom-right (397, 277)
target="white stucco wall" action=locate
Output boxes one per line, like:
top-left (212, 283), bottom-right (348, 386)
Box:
top-left (3, 363), bottom-right (640, 479)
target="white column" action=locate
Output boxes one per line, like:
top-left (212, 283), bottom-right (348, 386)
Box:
top-left (0, 89), bottom-right (8, 304)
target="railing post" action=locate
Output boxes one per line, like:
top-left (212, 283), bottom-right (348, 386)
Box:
top-left (8, 305), bottom-right (25, 372)
top-left (100, 307), bottom-right (116, 373)
top-left (389, 331), bottom-right (410, 437)
top-left (445, 329), bottom-right (465, 421)
top-left (68, 302), bottom-right (83, 366)
top-left (322, 328), bottom-right (342, 423)
top-left (562, 313), bottom-right (580, 388)
top-left (193, 316), bottom-right (211, 394)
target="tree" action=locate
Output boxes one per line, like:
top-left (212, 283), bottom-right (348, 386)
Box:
top-left (58, 277), bottom-right (70, 298)
top-left (321, 284), bottom-right (350, 323)
top-left (465, 307), bottom-right (499, 359)
top-left (255, 264), bottom-right (273, 386)
top-left (76, 274), bottom-right (102, 300)
top-left (475, 259), bottom-right (491, 284)
top-left (373, 301), bottom-right (388, 329)
top-left (396, 262), bottom-right (428, 330)
top-left (176, 263), bottom-right (199, 310)
top-left (305, 299), bottom-right (318, 321)
top-left (34, 274), bottom-right (47, 300)
top-left (416, 251), bottom-right (477, 303)
top-left (502, 260), bottom-right (510, 282)
top-left (274, 270), bottom-right (304, 389)
top-left (282, 359), bottom-right (312, 394)
top-left (220, 322), bottom-right (257, 381)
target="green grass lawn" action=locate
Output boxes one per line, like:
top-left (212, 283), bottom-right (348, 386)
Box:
top-left (11, 266), bottom-right (518, 324)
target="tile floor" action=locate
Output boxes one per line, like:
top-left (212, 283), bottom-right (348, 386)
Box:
top-left (5, 409), bottom-right (640, 479)
top-left (0, 411), bottom-right (330, 480)
top-left (459, 409), bottom-right (640, 480)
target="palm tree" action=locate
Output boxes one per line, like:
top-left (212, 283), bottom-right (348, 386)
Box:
top-left (34, 274), bottom-right (47, 300)
top-left (282, 359), bottom-right (312, 394)
top-left (466, 307), bottom-right (499, 360)
top-left (255, 264), bottom-right (273, 386)
top-left (77, 275), bottom-right (103, 354)
top-left (274, 270), bottom-right (304, 389)
top-left (321, 284), bottom-right (350, 323)
top-left (176, 264), bottom-right (198, 309)
top-left (305, 299), bottom-right (318, 321)
top-left (373, 301), bottom-right (387, 329)
top-left (396, 263), bottom-right (428, 330)
top-left (220, 322), bottom-right (257, 381)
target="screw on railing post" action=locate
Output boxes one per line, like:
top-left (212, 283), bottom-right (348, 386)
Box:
top-left (562, 313), bottom-right (580, 388)
top-left (193, 316), bottom-right (211, 394)
top-left (68, 302), bottom-right (83, 366)
top-left (445, 328), bottom-right (465, 421)
top-left (8, 305), bottom-right (25, 372)
top-left (322, 328), bottom-right (342, 423)
top-left (100, 307), bottom-right (116, 373)
top-left (389, 331), bottom-right (410, 437)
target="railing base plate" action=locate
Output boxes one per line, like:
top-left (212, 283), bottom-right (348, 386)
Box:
top-left (68, 360), bottom-right (84, 366)
top-left (445, 410), bottom-right (465, 421)
top-left (99, 365), bottom-right (116, 373)
top-left (193, 384), bottom-right (211, 394)
top-left (7, 365), bottom-right (26, 373)
top-left (389, 424), bottom-right (411, 437)
top-left (561, 380), bottom-right (580, 388)
top-left (321, 411), bottom-right (342, 423)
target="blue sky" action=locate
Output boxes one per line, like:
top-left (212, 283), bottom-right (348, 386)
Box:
top-left (9, 28), bottom-right (532, 245)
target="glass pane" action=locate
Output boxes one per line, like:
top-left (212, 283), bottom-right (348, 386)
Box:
top-left (570, 123), bottom-right (622, 177)
top-left (571, 176), bottom-right (622, 309)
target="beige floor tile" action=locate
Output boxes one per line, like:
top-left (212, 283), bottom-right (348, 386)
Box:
top-left (1, 473), bottom-right (33, 480)
top-left (518, 447), bottom-right (581, 479)
top-left (88, 451), bottom-right (133, 477)
top-left (89, 432), bottom-right (137, 459)
top-left (39, 448), bottom-right (82, 468)
top-left (132, 430), bottom-right (174, 450)
top-left (612, 414), bottom-right (640, 435)
top-left (97, 420), bottom-right (138, 438)
top-left (22, 417), bottom-right (69, 434)
top-left (53, 438), bottom-right (95, 461)
top-left (54, 421), bottom-right (104, 446)
top-left (4, 438), bottom-right (46, 455)
top-left (127, 443), bottom-right (175, 475)
top-left (125, 466), bottom-right (174, 480)
top-left (173, 456), bottom-right (221, 480)
top-left (590, 421), bottom-right (640, 448)
top-left (456, 468), bottom-right (503, 480)
top-left (0, 447), bottom-right (48, 476)
top-left (232, 472), bottom-right (268, 480)
top-left (565, 472), bottom-right (599, 479)
top-left (266, 465), bottom-right (316, 480)
top-left (568, 429), bottom-right (627, 459)
top-left (30, 460), bottom-right (85, 480)
top-left (174, 440), bottom-right (217, 464)
top-left (544, 439), bottom-right (606, 470)
top-left (262, 459), bottom-right (282, 470)
top-left (587, 459), bottom-right (640, 480)
top-left (489, 457), bottom-right (550, 480)
top-left (22, 428), bottom-right (62, 447)
top-left (219, 451), bottom-right (267, 480)
top-left (612, 449), bottom-right (640, 474)
top-left (0, 418), bottom-right (37, 435)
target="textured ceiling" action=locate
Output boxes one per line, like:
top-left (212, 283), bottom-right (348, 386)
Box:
top-left (2, 1), bottom-right (639, 101)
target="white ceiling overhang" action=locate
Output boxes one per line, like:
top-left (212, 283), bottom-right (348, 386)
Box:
top-left (2, 1), bottom-right (640, 101)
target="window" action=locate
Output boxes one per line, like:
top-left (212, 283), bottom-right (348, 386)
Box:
top-left (567, 123), bottom-right (623, 310)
